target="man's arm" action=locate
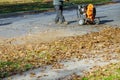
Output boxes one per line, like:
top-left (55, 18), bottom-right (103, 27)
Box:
top-left (42, 0), bottom-right (52, 3)
top-left (64, 0), bottom-right (69, 2)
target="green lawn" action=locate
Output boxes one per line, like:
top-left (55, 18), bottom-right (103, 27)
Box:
top-left (81, 62), bottom-right (120, 80)
top-left (0, 0), bottom-right (112, 14)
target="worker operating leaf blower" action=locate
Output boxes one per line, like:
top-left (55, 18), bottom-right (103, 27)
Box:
top-left (71, 3), bottom-right (100, 25)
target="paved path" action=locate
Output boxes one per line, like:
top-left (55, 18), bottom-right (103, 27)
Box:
top-left (112, 0), bottom-right (120, 2)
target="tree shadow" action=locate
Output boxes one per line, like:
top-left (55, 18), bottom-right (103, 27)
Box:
top-left (96, 16), bottom-right (107, 18)
top-left (100, 20), bottom-right (114, 24)
top-left (0, 22), bottom-right (12, 26)
top-left (95, 16), bottom-right (114, 24)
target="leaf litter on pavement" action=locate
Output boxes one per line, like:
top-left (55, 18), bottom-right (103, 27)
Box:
top-left (0, 26), bottom-right (120, 79)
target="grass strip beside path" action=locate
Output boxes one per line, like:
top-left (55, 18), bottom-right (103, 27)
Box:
top-left (81, 62), bottom-right (120, 80)
top-left (0, 0), bottom-right (112, 14)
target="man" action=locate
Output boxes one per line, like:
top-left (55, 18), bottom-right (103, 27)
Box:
top-left (53, 0), bottom-right (69, 24)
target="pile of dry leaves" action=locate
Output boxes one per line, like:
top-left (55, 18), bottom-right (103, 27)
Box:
top-left (0, 27), bottom-right (120, 78)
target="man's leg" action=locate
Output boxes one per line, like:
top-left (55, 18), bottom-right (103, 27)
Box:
top-left (59, 5), bottom-right (65, 23)
top-left (59, 5), bottom-right (68, 24)
top-left (55, 5), bottom-right (68, 24)
top-left (54, 5), bottom-right (60, 23)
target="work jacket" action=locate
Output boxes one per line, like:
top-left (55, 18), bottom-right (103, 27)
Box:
top-left (53, 0), bottom-right (64, 5)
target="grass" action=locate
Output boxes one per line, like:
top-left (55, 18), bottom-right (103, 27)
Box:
top-left (0, 2), bottom-right (53, 14)
top-left (81, 62), bottom-right (120, 80)
top-left (0, 0), bottom-right (112, 14)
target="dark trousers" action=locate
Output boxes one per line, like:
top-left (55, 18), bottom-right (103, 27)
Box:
top-left (54, 5), bottom-right (65, 23)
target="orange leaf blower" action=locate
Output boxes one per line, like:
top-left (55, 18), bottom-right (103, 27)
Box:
top-left (76, 3), bottom-right (100, 25)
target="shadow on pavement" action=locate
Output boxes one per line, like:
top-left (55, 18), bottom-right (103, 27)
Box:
top-left (68, 20), bottom-right (77, 24)
top-left (100, 20), bottom-right (114, 24)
